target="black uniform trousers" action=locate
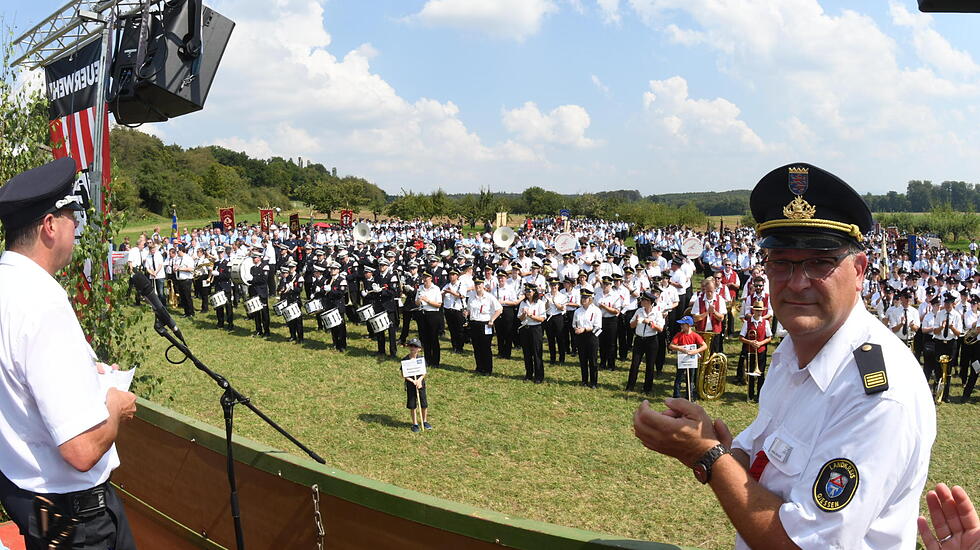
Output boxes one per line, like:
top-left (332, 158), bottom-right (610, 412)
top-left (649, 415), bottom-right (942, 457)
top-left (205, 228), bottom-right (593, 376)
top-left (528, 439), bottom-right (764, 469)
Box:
top-left (656, 307), bottom-right (677, 372)
top-left (216, 287), bottom-right (235, 328)
top-left (497, 306), bottom-right (517, 358)
top-left (250, 300), bottom-right (271, 335)
top-left (564, 309), bottom-right (577, 355)
top-left (399, 306), bottom-right (417, 344)
top-left (0, 473), bottom-right (136, 550)
top-left (521, 324), bottom-right (545, 382)
top-left (177, 278), bottom-right (195, 316)
top-left (577, 332), bottom-right (599, 387)
top-left (962, 340), bottom-right (978, 402)
top-left (599, 316), bottom-right (619, 370)
top-left (469, 320), bottom-right (494, 374)
top-left (544, 314), bottom-right (566, 363)
top-left (618, 310), bottom-right (636, 361)
top-left (626, 334), bottom-right (658, 392)
top-left (419, 310), bottom-right (444, 367)
top-left (445, 308), bottom-right (466, 352)
top-left (932, 338), bottom-right (956, 402)
top-left (327, 303), bottom-right (348, 351)
top-left (287, 301), bottom-right (304, 343)
top-left (742, 347), bottom-right (769, 401)
top-left (375, 308), bottom-right (398, 356)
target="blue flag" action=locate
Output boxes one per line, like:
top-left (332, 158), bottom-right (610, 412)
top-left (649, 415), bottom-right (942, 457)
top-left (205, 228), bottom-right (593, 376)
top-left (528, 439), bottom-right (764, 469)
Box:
top-left (171, 210), bottom-right (178, 243)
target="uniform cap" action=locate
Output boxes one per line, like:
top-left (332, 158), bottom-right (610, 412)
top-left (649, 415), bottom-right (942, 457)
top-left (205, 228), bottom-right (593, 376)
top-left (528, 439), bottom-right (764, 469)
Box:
top-left (0, 157), bottom-right (85, 230)
top-left (751, 163), bottom-right (872, 250)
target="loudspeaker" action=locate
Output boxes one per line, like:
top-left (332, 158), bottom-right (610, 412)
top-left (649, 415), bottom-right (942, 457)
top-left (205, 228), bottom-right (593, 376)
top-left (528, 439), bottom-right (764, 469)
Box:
top-left (918, 0), bottom-right (980, 11)
top-left (109, 0), bottom-right (234, 124)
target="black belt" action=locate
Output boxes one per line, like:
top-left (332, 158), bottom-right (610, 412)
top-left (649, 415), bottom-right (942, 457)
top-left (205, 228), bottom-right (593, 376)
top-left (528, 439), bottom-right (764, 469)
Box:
top-left (43, 481), bottom-right (109, 519)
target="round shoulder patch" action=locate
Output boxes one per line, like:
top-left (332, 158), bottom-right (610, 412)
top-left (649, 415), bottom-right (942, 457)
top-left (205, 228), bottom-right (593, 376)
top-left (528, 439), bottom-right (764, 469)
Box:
top-left (812, 458), bottom-right (859, 512)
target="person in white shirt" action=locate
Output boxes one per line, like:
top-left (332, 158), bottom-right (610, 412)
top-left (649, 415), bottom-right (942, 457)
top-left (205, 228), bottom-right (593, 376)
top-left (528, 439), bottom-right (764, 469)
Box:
top-left (543, 278), bottom-right (569, 364)
top-left (465, 277), bottom-right (502, 375)
top-left (415, 272), bottom-right (444, 367)
top-left (175, 245), bottom-right (196, 317)
top-left (561, 277), bottom-right (581, 357)
top-left (595, 276), bottom-right (623, 372)
top-left (885, 289), bottom-right (920, 347)
top-left (143, 242), bottom-right (167, 300)
top-left (517, 284), bottom-right (547, 383)
top-left (493, 271), bottom-right (520, 359)
top-left (626, 290), bottom-right (664, 393)
top-left (634, 162), bottom-right (934, 550)
top-left (739, 301), bottom-right (773, 403)
top-left (442, 269), bottom-right (467, 353)
top-left (572, 288), bottom-right (603, 388)
top-left (126, 238), bottom-right (147, 305)
top-left (928, 294), bottom-right (963, 403)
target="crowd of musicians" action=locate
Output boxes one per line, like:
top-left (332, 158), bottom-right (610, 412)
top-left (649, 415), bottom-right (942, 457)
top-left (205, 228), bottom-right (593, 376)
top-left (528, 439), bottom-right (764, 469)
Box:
top-left (122, 217), bottom-right (980, 403)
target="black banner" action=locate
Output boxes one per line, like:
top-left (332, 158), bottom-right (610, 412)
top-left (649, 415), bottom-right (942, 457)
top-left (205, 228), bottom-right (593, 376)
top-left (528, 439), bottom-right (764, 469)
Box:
top-left (44, 39), bottom-right (102, 119)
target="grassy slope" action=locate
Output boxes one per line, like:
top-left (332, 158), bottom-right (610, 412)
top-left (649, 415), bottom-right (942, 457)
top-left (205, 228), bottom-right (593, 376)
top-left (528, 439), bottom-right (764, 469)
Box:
top-left (133, 294), bottom-right (978, 550)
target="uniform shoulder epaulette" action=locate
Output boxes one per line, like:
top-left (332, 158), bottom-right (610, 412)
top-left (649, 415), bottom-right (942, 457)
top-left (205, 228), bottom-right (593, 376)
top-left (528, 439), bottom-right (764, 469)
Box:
top-left (853, 342), bottom-right (888, 394)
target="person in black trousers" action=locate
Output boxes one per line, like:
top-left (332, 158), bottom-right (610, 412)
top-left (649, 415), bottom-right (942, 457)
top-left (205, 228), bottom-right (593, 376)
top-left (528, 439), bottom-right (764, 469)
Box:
top-left (626, 291), bottom-right (664, 393)
top-left (374, 260), bottom-right (401, 357)
top-left (543, 278), bottom-right (568, 364)
top-left (596, 276), bottom-right (622, 371)
top-left (323, 263), bottom-right (349, 351)
top-left (213, 248), bottom-right (236, 330)
top-left (518, 284), bottom-right (546, 383)
top-left (573, 288), bottom-right (601, 388)
top-left (248, 251), bottom-right (271, 336)
top-left (415, 272), bottom-right (444, 367)
top-left (466, 277), bottom-right (502, 375)
top-left (494, 271), bottom-right (519, 359)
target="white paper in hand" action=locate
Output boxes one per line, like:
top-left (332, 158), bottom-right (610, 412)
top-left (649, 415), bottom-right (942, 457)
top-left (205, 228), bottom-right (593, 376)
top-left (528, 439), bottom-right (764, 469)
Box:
top-left (98, 368), bottom-right (136, 396)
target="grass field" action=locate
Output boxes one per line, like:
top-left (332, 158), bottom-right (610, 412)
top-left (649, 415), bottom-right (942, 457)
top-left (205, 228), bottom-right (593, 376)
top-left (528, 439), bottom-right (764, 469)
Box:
top-left (129, 294), bottom-right (979, 550)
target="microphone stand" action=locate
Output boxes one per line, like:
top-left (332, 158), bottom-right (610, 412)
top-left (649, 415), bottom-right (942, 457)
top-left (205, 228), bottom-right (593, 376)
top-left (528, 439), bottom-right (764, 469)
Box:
top-left (151, 319), bottom-right (325, 550)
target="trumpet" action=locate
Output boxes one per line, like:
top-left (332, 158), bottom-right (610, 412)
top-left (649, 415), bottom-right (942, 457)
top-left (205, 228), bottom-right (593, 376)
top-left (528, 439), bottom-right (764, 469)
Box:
top-left (746, 329), bottom-right (763, 377)
top-left (696, 331), bottom-right (728, 400)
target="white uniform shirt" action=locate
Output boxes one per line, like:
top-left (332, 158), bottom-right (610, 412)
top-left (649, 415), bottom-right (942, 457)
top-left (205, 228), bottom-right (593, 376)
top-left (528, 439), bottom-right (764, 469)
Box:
top-left (466, 291), bottom-right (501, 322)
top-left (442, 280), bottom-right (465, 310)
top-left (631, 306), bottom-right (664, 338)
top-left (518, 299), bottom-right (546, 326)
top-left (144, 250), bottom-right (166, 280)
top-left (0, 251), bottom-right (119, 492)
top-left (544, 291), bottom-right (568, 317)
top-left (931, 309), bottom-right (963, 342)
top-left (176, 253), bottom-right (195, 280)
top-left (595, 287), bottom-right (623, 318)
top-left (884, 305), bottom-right (920, 341)
top-left (572, 304), bottom-right (603, 333)
top-left (732, 303), bottom-right (935, 550)
top-left (416, 284), bottom-right (443, 312)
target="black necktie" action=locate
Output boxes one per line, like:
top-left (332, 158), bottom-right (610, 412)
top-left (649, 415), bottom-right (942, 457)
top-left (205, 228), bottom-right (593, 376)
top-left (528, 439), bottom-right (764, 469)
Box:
top-left (943, 315), bottom-right (949, 338)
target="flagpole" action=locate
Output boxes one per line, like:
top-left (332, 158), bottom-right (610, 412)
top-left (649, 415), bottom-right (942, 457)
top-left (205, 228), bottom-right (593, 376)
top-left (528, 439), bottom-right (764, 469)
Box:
top-left (90, 10), bottom-right (115, 215)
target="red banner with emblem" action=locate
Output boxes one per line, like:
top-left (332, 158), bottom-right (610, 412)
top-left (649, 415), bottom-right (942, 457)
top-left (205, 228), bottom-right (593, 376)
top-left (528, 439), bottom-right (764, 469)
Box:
top-left (340, 209), bottom-right (354, 226)
top-left (219, 207), bottom-right (235, 231)
top-left (259, 209), bottom-right (275, 232)
top-left (289, 213), bottom-right (300, 233)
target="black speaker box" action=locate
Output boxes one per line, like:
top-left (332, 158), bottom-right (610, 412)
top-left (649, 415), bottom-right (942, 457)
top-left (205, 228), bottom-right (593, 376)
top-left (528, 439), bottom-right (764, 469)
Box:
top-left (918, 0), bottom-right (980, 12)
top-left (110, 0), bottom-right (234, 124)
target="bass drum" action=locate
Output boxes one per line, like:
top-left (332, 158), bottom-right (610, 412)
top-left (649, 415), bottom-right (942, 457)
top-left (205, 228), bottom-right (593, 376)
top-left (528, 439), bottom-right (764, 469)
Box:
top-left (230, 257), bottom-right (253, 285)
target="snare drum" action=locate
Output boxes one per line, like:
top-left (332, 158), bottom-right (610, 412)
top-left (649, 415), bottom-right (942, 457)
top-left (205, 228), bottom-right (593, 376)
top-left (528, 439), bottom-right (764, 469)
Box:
top-left (283, 303), bottom-right (302, 322)
top-left (356, 304), bottom-right (375, 322)
top-left (273, 300), bottom-right (288, 316)
top-left (320, 308), bottom-right (343, 329)
top-left (367, 312), bottom-right (391, 334)
top-left (209, 290), bottom-right (228, 308)
top-left (245, 296), bottom-right (264, 314)
top-left (305, 298), bottom-right (324, 315)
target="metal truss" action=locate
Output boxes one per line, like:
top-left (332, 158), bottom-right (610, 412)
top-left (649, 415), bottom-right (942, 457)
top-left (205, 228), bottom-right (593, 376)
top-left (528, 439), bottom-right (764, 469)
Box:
top-left (11, 0), bottom-right (148, 69)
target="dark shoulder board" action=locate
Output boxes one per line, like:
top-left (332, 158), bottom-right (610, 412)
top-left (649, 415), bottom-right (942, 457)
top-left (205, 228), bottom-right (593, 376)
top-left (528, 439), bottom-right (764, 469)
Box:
top-left (853, 343), bottom-right (888, 394)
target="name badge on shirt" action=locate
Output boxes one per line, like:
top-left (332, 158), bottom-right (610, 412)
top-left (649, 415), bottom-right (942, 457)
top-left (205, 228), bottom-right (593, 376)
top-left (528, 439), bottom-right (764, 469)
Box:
top-left (767, 437), bottom-right (793, 464)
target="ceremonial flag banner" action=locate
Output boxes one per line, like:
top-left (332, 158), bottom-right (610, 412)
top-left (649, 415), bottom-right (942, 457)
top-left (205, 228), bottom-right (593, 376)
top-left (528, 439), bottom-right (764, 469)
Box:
top-left (340, 209), bottom-right (354, 226)
top-left (219, 207), bottom-right (235, 231)
top-left (44, 39), bottom-right (111, 192)
top-left (289, 213), bottom-right (300, 233)
top-left (171, 210), bottom-right (178, 242)
top-left (260, 209), bottom-right (275, 232)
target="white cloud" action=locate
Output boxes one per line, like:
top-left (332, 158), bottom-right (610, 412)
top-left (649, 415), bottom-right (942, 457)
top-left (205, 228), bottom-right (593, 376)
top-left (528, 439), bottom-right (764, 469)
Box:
top-left (590, 74), bottom-right (611, 96)
top-left (174, 0), bottom-right (537, 189)
top-left (642, 76), bottom-right (767, 152)
top-left (408, 0), bottom-right (558, 41)
top-left (502, 101), bottom-right (598, 148)
top-left (889, 2), bottom-right (980, 77)
top-left (596, 0), bottom-right (621, 24)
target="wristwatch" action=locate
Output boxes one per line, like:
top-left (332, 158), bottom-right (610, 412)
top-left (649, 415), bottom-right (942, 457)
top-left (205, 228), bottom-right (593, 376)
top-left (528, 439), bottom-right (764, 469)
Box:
top-left (692, 443), bottom-right (731, 484)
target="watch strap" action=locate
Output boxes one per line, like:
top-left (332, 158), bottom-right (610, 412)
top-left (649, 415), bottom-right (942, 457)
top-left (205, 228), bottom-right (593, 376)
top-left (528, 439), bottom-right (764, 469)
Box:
top-left (694, 443), bottom-right (731, 484)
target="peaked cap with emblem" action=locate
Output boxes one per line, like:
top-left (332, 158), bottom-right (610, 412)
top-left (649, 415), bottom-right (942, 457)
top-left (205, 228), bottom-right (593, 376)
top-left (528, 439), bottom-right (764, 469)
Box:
top-left (0, 157), bottom-right (85, 230)
top-left (751, 162), bottom-right (872, 250)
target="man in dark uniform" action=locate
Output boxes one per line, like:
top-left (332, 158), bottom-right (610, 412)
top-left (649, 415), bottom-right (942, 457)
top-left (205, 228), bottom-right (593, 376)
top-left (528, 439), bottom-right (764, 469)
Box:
top-left (374, 258), bottom-right (401, 357)
top-left (248, 250), bottom-right (271, 337)
top-left (308, 264), bottom-right (328, 330)
top-left (301, 244), bottom-right (316, 299)
top-left (399, 262), bottom-right (421, 346)
top-left (213, 246), bottom-right (236, 330)
top-left (279, 262), bottom-right (305, 343)
top-left (322, 262), bottom-right (349, 351)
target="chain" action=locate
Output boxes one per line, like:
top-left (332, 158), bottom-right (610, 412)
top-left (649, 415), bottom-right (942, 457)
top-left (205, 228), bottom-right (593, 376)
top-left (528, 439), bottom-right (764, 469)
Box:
top-left (312, 483), bottom-right (325, 550)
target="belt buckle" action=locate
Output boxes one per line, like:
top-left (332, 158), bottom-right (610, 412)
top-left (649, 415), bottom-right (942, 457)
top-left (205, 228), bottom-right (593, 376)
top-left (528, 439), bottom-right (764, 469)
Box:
top-left (72, 487), bottom-right (107, 517)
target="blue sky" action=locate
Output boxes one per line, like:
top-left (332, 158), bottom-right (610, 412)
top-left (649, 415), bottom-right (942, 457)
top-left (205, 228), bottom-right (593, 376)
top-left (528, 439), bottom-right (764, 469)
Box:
top-left (9, 1), bottom-right (980, 196)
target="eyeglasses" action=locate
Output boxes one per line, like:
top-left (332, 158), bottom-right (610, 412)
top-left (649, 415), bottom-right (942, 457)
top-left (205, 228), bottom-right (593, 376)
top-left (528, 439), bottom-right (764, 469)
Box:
top-left (763, 252), bottom-right (852, 281)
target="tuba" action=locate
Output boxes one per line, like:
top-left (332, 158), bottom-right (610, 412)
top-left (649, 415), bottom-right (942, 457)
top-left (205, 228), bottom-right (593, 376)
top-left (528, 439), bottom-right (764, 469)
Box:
top-left (935, 355), bottom-right (951, 405)
top-left (696, 331), bottom-right (728, 400)
top-left (965, 327), bottom-right (979, 346)
top-left (352, 222), bottom-right (371, 243)
top-left (493, 226), bottom-right (516, 249)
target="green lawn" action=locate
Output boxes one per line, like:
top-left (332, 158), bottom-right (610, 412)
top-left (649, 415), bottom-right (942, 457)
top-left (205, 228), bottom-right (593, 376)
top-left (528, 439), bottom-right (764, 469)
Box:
top-left (129, 297), bottom-right (978, 550)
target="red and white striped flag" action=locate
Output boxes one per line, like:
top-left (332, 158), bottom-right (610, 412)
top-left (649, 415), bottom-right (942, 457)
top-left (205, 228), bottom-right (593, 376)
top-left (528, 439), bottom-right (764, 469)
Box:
top-left (49, 104), bottom-right (110, 184)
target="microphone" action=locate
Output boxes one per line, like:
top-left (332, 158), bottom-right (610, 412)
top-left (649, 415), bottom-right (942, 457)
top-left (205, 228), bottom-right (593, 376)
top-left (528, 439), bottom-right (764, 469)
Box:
top-left (132, 272), bottom-right (185, 343)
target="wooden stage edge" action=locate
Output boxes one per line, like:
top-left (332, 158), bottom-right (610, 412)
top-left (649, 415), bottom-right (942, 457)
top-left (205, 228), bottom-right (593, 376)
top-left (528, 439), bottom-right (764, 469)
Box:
top-left (114, 398), bottom-right (697, 550)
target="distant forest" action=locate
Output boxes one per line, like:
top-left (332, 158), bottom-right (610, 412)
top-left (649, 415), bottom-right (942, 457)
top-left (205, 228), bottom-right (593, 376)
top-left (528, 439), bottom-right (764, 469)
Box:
top-left (110, 128), bottom-right (979, 223)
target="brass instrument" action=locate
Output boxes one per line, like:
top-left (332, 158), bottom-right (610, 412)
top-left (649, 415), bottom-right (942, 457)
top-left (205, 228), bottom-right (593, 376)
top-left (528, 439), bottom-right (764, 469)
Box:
top-left (166, 278), bottom-right (179, 308)
top-left (965, 327), bottom-right (980, 346)
top-left (696, 331), bottom-right (728, 400)
top-left (729, 297), bottom-right (741, 321)
top-left (935, 355), bottom-right (951, 405)
top-left (193, 259), bottom-right (214, 278)
top-left (746, 329), bottom-right (763, 377)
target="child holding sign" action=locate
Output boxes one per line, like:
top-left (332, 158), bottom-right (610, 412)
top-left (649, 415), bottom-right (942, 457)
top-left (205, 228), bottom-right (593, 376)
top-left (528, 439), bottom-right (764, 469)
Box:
top-left (402, 338), bottom-right (432, 433)
top-left (669, 315), bottom-right (706, 401)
